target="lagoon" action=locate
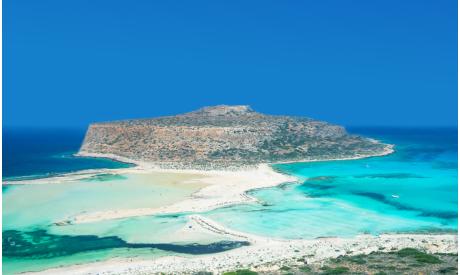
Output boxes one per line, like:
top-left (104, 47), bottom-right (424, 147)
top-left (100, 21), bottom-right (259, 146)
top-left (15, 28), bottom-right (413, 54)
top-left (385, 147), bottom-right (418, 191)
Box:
top-left (2, 127), bottom-right (457, 274)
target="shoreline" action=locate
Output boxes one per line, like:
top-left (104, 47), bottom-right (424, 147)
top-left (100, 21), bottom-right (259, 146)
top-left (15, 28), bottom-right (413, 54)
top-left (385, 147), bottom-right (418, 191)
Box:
top-left (8, 146), bottom-right (395, 225)
top-left (75, 142), bottom-right (395, 170)
top-left (25, 214), bottom-right (457, 275)
top-left (53, 147), bottom-right (394, 224)
top-left (7, 146), bottom-right (459, 275)
top-left (57, 163), bottom-right (297, 225)
top-left (269, 143), bottom-right (395, 165)
top-left (2, 167), bottom-right (137, 185)
top-left (4, 143), bottom-right (394, 186)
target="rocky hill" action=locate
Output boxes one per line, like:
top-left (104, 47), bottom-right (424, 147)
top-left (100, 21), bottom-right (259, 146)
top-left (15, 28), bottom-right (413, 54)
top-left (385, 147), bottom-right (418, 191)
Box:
top-left (78, 105), bottom-right (392, 169)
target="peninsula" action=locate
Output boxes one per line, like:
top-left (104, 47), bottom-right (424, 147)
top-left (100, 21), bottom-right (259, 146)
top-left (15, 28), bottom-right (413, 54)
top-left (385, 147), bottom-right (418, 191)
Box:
top-left (78, 105), bottom-right (393, 168)
top-left (5, 106), bottom-right (456, 275)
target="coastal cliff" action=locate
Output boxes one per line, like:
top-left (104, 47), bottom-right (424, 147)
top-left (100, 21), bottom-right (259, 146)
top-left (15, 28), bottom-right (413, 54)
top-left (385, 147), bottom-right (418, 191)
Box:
top-left (78, 105), bottom-right (392, 168)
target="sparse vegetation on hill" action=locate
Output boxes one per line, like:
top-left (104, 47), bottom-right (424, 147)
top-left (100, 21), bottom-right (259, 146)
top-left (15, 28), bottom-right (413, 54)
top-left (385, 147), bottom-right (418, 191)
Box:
top-left (215, 249), bottom-right (457, 275)
top-left (79, 105), bottom-right (391, 168)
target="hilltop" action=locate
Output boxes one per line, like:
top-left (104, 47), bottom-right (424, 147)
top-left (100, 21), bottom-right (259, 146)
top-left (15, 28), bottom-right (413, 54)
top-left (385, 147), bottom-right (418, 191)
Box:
top-left (78, 105), bottom-right (392, 169)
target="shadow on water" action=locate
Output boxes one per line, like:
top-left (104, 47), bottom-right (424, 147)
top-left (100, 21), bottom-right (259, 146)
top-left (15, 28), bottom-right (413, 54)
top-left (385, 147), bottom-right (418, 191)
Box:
top-left (3, 230), bottom-right (250, 259)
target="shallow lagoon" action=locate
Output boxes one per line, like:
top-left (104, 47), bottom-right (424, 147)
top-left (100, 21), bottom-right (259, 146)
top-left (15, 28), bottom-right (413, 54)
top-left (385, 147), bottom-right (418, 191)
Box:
top-left (2, 171), bottom-right (233, 274)
top-left (2, 127), bottom-right (458, 274)
top-left (3, 172), bottom-right (206, 231)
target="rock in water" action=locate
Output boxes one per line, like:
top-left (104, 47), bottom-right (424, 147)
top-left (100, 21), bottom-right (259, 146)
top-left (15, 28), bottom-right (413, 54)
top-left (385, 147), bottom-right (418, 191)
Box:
top-left (79, 105), bottom-right (391, 169)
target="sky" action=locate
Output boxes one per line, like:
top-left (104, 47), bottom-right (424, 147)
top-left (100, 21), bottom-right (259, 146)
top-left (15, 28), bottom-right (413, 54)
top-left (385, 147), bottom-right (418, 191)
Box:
top-left (4, 0), bottom-right (458, 128)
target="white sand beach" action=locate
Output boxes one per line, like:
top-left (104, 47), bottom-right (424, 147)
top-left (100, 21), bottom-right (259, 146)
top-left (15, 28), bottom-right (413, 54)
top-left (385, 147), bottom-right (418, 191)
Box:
top-left (7, 150), bottom-right (457, 275)
top-left (56, 164), bottom-right (297, 224)
top-left (62, 146), bottom-right (394, 225)
top-left (26, 214), bottom-right (457, 275)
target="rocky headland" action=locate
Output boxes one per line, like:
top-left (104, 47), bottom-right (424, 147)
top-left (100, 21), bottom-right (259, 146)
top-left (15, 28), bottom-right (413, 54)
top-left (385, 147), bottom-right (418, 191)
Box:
top-left (78, 105), bottom-right (392, 169)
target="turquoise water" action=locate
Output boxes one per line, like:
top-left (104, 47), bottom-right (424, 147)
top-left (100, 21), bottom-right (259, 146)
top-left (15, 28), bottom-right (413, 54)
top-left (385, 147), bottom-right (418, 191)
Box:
top-left (4, 226), bottom-right (248, 274)
top-left (2, 127), bottom-right (458, 274)
top-left (205, 128), bottom-right (458, 238)
top-left (3, 172), bottom-right (205, 231)
top-left (3, 173), bottom-right (242, 274)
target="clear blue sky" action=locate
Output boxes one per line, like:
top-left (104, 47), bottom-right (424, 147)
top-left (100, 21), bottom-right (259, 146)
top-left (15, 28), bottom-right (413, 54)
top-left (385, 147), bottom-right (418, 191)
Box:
top-left (4, 0), bottom-right (457, 128)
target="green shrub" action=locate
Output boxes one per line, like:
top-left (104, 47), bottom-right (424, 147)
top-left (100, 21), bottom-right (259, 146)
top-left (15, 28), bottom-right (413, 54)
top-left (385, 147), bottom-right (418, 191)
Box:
top-left (222, 269), bottom-right (258, 275)
top-left (397, 248), bottom-right (442, 264)
top-left (297, 257), bottom-right (306, 262)
top-left (384, 266), bottom-right (397, 271)
top-left (347, 255), bottom-right (366, 264)
top-left (299, 265), bottom-right (312, 272)
top-left (414, 253), bottom-right (443, 264)
top-left (280, 266), bottom-right (291, 271)
top-left (397, 248), bottom-right (422, 257)
top-left (368, 264), bottom-right (386, 269)
top-left (438, 266), bottom-right (457, 274)
top-left (321, 266), bottom-right (350, 274)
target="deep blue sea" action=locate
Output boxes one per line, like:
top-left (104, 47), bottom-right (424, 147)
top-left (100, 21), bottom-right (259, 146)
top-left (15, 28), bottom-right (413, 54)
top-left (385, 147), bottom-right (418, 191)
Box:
top-left (3, 128), bottom-right (132, 180)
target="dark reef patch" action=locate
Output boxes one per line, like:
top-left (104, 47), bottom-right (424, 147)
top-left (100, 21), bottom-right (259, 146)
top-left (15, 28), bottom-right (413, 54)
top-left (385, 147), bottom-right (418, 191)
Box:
top-left (353, 192), bottom-right (457, 220)
top-left (3, 230), bottom-right (249, 259)
top-left (301, 182), bottom-right (335, 190)
top-left (301, 176), bottom-right (337, 191)
top-left (432, 161), bottom-right (458, 170)
top-left (299, 186), bottom-right (334, 198)
top-left (397, 147), bottom-right (449, 162)
top-left (81, 173), bottom-right (127, 182)
top-left (306, 176), bottom-right (337, 182)
top-left (155, 213), bottom-right (182, 219)
top-left (2, 184), bottom-right (14, 193)
top-left (354, 173), bottom-right (426, 179)
top-left (277, 182), bottom-right (294, 190)
top-left (354, 192), bottom-right (386, 201)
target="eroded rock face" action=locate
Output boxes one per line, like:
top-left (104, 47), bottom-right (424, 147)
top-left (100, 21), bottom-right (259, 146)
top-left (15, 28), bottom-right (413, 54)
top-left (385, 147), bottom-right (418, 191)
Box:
top-left (79, 105), bottom-right (390, 168)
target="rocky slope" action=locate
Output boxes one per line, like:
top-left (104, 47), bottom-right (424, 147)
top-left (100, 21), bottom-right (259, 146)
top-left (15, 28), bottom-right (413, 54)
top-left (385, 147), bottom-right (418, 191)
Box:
top-left (78, 105), bottom-right (392, 169)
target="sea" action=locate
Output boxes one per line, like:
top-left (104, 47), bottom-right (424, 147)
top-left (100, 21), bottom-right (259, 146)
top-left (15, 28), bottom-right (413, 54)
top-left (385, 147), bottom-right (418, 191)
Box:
top-left (2, 127), bottom-right (458, 274)
top-left (3, 127), bottom-right (132, 181)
